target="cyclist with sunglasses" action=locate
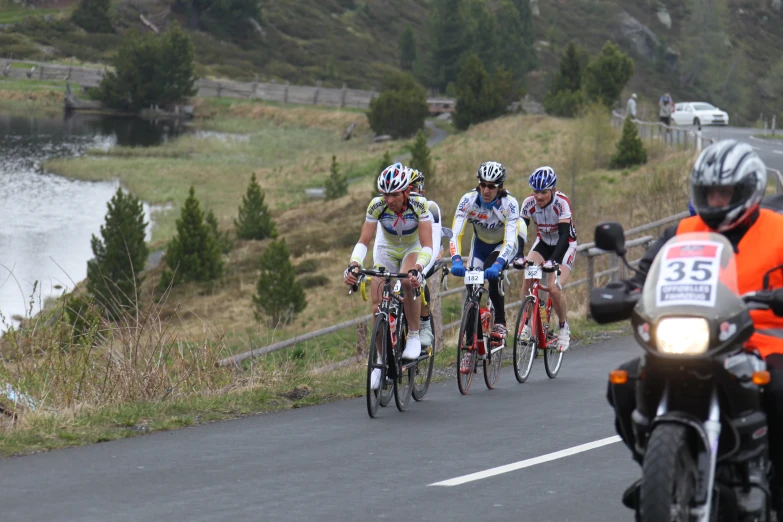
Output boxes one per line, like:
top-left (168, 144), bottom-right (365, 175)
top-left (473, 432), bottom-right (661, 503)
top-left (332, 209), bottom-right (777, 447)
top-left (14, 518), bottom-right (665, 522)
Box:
top-left (514, 166), bottom-right (577, 352)
top-left (450, 161), bottom-right (520, 340)
top-left (344, 163), bottom-right (434, 389)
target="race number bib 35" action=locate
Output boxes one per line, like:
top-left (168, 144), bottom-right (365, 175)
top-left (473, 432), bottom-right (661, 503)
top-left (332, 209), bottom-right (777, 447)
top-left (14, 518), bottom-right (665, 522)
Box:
top-left (525, 265), bottom-right (543, 280)
top-left (656, 241), bottom-right (723, 307)
top-left (465, 271), bottom-right (484, 285)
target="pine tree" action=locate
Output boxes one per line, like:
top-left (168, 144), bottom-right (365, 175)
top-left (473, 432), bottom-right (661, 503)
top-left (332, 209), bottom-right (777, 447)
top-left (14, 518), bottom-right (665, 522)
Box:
top-left (324, 155), bottom-right (348, 200)
top-left (87, 188), bottom-right (149, 319)
top-left (543, 42), bottom-right (587, 117)
top-left (409, 130), bottom-right (435, 183)
top-left (399, 24), bottom-right (417, 71)
top-left (453, 54), bottom-right (505, 131)
top-left (205, 209), bottom-right (233, 254)
top-left (584, 41), bottom-right (635, 110)
top-left (234, 172), bottom-right (277, 240)
top-left (367, 71), bottom-right (429, 138)
top-left (162, 186), bottom-right (223, 287)
top-left (467, 0), bottom-right (499, 74)
top-left (158, 22), bottom-right (198, 109)
top-left (609, 116), bottom-right (647, 169)
top-left (429, 0), bottom-right (471, 91)
top-left (252, 239), bottom-right (306, 326)
top-left (71, 0), bottom-right (113, 33)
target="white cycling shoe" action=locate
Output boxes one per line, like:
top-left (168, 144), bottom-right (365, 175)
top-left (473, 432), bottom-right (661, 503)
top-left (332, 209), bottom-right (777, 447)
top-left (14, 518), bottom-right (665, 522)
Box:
top-left (402, 334), bottom-right (422, 360)
top-left (558, 324), bottom-right (571, 353)
top-left (420, 318), bottom-right (434, 347)
top-left (370, 368), bottom-right (381, 390)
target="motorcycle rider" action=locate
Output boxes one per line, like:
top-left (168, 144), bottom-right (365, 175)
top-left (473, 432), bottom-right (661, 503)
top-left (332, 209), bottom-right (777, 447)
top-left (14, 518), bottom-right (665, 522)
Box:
top-left (606, 140), bottom-right (783, 509)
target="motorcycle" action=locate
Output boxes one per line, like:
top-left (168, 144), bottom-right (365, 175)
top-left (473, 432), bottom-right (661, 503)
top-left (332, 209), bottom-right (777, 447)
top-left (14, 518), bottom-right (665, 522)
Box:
top-left (590, 222), bottom-right (783, 522)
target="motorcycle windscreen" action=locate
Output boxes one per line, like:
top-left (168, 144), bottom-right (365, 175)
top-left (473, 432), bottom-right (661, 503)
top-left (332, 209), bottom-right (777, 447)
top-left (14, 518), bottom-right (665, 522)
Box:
top-left (640, 232), bottom-right (741, 324)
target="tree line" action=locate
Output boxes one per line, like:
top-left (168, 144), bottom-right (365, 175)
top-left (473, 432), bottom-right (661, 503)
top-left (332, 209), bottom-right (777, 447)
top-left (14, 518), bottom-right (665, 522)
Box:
top-left (82, 173), bottom-right (304, 330)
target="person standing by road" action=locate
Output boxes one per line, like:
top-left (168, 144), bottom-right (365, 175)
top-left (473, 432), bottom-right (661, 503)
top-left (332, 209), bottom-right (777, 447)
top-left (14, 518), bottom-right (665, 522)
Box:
top-left (626, 93), bottom-right (637, 120)
top-left (658, 93), bottom-right (674, 127)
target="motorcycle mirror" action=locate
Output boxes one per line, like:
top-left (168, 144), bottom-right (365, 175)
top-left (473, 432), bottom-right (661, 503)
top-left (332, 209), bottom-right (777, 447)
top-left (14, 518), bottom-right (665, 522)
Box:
top-left (594, 222), bottom-right (627, 256)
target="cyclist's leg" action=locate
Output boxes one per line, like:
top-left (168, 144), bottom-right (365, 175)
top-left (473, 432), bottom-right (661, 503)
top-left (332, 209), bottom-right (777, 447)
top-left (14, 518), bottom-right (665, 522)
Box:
top-left (400, 248), bottom-right (423, 359)
top-left (484, 249), bottom-right (505, 326)
top-left (550, 243), bottom-right (576, 352)
top-left (549, 243), bottom-right (576, 324)
top-left (372, 239), bottom-right (400, 313)
top-left (523, 240), bottom-right (546, 299)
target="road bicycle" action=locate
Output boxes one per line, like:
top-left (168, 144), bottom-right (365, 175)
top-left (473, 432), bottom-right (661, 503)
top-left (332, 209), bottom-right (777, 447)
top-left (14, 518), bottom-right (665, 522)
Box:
top-left (512, 260), bottom-right (564, 381)
top-left (454, 268), bottom-right (507, 394)
top-left (350, 267), bottom-right (433, 418)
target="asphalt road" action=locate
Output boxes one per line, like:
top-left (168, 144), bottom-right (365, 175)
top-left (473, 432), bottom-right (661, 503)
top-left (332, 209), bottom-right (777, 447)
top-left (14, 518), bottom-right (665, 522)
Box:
top-left (700, 126), bottom-right (783, 179)
top-left (1, 335), bottom-right (642, 522)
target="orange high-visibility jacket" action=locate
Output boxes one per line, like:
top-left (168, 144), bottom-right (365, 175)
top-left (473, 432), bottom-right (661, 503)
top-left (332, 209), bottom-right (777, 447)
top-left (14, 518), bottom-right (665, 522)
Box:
top-left (677, 209), bottom-right (783, 359)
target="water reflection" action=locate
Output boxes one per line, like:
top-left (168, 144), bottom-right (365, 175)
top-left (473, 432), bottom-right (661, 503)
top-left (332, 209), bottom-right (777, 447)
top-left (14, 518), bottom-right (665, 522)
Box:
top-left (0, 112), bottom-right (168, 329)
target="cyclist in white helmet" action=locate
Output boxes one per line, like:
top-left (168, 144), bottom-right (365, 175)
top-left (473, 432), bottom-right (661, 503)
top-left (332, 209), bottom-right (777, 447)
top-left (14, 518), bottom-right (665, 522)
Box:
top-left (343, 162), bottom-right (434, 389)
top-left (515, 166), bottom-right (578, 352)
top-left (450, 161), bottom-right (520, 344)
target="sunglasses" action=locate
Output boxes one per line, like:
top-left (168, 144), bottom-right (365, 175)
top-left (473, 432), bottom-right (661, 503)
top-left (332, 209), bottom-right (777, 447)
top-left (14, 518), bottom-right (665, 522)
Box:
top-left (479, 182), bottom-right (499, 190)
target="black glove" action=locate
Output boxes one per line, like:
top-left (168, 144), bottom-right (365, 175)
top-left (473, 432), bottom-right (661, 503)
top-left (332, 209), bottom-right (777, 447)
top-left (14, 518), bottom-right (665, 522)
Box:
top-left (408, 269), bottom-right (424, 286)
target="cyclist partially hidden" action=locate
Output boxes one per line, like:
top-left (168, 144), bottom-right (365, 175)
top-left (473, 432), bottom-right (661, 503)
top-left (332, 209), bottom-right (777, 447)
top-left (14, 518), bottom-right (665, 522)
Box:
top-left (450, 161), bottom-right (520, 344)
top-left (407, 168), bottom-right (442, 349)
top-left (343, 163), bottom-right (434, 389)
top-left (514, 166), bottom-right (577, 352)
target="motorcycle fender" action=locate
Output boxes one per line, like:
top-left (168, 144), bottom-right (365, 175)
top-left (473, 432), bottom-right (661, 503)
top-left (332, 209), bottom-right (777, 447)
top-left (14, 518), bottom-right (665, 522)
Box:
top-left (650, 414), bottom-right (712, 505)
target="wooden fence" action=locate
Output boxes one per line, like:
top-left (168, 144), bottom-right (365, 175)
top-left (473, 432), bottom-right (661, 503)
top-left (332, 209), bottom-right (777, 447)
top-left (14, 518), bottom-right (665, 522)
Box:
top-left (2, 59), bottom-right (454, 110)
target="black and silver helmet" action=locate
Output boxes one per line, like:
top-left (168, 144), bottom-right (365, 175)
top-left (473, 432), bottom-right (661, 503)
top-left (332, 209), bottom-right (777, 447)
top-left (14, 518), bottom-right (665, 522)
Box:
top-left (476, 161), bottom-right (507, 185)
top-left (690, 140), bottom-right (767, 231)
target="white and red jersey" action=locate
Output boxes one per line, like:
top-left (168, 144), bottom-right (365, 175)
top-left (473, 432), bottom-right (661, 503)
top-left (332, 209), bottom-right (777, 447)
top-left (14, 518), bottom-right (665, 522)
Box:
top-left (520, 191), bottom-right (577, 246)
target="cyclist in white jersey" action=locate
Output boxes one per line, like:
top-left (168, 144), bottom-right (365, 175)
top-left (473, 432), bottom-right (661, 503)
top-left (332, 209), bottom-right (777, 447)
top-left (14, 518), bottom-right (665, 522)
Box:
top-left (450, 161), bottom-right (520, 342)
top-left (344, 163), bottom-right (434, 389)
top-left (514, 166), bottom-right (577, 352)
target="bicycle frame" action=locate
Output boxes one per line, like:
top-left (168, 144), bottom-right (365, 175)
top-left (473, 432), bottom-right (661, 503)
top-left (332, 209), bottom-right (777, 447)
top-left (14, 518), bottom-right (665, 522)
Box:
top-left (462, 270), bottom-right (507, 358)
top-left (522, 262), bottom-right (561, 349)
top-left (351, 267), bottom-right (426, 377)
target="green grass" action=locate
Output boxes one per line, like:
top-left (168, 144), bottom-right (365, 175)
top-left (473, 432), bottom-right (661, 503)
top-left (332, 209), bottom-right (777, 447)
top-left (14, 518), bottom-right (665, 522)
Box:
top-left (0, 7), bottom-right (68, 24)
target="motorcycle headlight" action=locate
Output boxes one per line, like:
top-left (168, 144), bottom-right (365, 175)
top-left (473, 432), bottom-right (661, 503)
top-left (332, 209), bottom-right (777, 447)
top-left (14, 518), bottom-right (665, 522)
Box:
top-left (655, 318), bottom-right (710, 355)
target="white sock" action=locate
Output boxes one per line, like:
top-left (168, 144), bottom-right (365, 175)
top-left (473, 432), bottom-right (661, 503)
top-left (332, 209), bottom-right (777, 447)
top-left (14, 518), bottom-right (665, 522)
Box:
top-left (409, 330), bottom-right (419, 338)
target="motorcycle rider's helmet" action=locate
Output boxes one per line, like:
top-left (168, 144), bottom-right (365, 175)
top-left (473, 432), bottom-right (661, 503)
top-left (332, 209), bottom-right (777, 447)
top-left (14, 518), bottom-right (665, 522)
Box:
top-left (690, 140), bottom-right (767, 232)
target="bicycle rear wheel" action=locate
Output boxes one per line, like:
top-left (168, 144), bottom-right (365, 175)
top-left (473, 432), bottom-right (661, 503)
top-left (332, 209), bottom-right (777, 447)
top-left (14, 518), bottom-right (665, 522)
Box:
top-left (412, 314), bottom-right (435, 401)
top-left (543, 300), bottom-right (563, 378)
top-left (366, 316), bottom-right (388, 418)
top-left (456, 301), bottom-right (478, 395)
top-left (394, 318), bottom-right (413, 411)
top-left (483, 338), bottom-right (502, 389)
top-left (513, 296), bottom-right (537, 383)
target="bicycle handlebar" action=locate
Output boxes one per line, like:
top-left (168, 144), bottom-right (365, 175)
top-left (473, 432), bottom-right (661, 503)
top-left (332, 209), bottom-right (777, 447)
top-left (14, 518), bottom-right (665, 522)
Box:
top-left (347, 267), bottom-right (421, 299)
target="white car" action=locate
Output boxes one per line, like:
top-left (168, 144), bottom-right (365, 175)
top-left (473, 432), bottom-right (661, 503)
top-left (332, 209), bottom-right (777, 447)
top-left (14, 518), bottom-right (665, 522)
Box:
top-left (672, 102), bottom-right (729, 127)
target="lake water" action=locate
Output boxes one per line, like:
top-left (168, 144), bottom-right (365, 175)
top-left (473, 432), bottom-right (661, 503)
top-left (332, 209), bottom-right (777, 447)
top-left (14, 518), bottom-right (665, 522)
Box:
top-left (0, 112), bottom-right (181, 328)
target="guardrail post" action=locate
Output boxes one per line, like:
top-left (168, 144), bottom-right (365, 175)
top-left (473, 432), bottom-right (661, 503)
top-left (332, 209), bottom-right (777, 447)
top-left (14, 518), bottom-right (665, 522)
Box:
top-left (356, 320), bottom-right (367, 358)
top-left (216, 82), bottom-right (222, 98)
top-left (585, 254), bottom-right (595, 320)
top-left (313, 81), bottom-right (321, 105)
top-left (284, 81), bottom-right (289, 103)
top-left (340, 83), bottom-right (347, 108)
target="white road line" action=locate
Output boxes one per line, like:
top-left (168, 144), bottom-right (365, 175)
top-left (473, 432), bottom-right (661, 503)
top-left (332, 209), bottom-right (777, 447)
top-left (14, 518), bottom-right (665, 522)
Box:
top-left (774, 150), bottom-right (783, 155)
top-left (429, 435), bottom-right (622, 487)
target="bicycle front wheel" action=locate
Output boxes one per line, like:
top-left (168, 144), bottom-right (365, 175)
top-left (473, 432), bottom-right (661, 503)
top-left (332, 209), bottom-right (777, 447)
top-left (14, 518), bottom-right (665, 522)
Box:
top-left (513, 296), bottom-right (537, 383)
top-left (543, 301), bottom-right (562, 378)
top-left (394, 317), bottom-right (413, 411)
top-left (412, 313), bottom-right (435, 401)
top-left (456, 301), bottom-right (478, 395)
top-left (367, 316), bottom-right (388, 418)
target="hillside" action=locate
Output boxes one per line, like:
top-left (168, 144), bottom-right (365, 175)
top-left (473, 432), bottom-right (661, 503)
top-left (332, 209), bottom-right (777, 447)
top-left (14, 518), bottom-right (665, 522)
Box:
top-left (2, 0), bottom-right (783, 121)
